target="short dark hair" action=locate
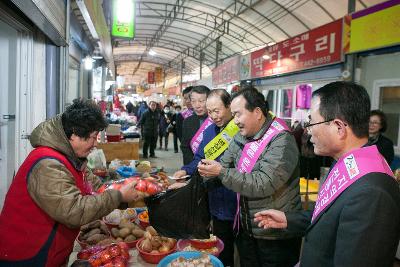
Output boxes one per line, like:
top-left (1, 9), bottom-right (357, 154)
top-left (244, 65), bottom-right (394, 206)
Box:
top-left (189, 85), bottom-right (210, 99)
top-left (62, 99), bottom-right (108, 139)
top-left (182, 86), bottom-right (193, 96)
top-left (175, 105), bottom-right (182, 110)
top-left (370, 110), bottom-right (388, 133)
top-left (208, 89), bottom-right (231, 108)
top-left (312, 81), bottom-right (370, 138)
top-left (231, 86), bottom-right (269, 118)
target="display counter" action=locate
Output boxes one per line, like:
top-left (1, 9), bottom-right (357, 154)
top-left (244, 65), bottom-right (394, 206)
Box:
top-left (97, 139), bottom-right (140, 162)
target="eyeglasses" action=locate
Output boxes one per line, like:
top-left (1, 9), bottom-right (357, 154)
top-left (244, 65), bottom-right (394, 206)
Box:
top-left (369, 121), bottom-right (381, 125)
top-left (304, 119), bottom-right (334, 128)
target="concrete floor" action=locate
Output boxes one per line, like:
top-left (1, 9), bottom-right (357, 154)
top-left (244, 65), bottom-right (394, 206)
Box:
top-left (138, 134), bottom-right (183, 175)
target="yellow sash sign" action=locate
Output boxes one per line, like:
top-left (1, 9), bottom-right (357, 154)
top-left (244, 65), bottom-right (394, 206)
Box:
top-left (204, 120), bottom-right (239, 160)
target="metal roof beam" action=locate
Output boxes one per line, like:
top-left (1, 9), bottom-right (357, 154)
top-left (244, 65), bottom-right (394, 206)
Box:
top-left (165, 0), bottom-right (264, 71)
top-left (132, 0), bottom-right (186, 75)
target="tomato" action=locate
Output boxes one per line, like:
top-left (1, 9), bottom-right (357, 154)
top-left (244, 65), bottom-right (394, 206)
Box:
top-left (77, 250), bottom-right (91, 260)
top-left (100, 250), bottom-right (112, 263)
top-left (103, 261), bottom-right (114, 267)
top-left (108, 244), bottom-right (121, 257)
top-left (146, 182), bottom-right (161, 195)
top-left (117, 242), bottom-right (129, 252)
top-left (88, 255), bottom-right (102, 267)
top-left (119, 249), bottom-right (130, 260)
top-left (135, 180), bottom-right (147, 192)
top-left (113, 256), bottom-right (127, 267)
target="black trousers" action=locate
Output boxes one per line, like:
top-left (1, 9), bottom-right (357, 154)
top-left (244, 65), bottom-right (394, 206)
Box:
top-left (236, 230), bottom-right (301, 267)
top-left (212, 217), bottom-right (235, 267)
top-left (166, 131), bottom-right (179, 152)
top-left (143, 134), bottom-right (157, 157)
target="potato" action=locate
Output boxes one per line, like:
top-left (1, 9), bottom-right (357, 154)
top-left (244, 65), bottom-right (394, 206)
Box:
top-left (124, 234), bottom-right (137, 242)
top-left (111, 228), bottom-right (120, 238)
top-left (131, 229), bottom-right (145, 238)
top-left (116, 237), bottom-right (124, 242)
top-left (119, 221), bottom-right (136, 230)
top-left (97, 238), bottom-right (115, 246)
top-left (82, 228), bottom-right (100, 240)
top-left (119, 227), bottom-right (131, 238)
top-left (86, 233), bottom-right (107, 244)
top-left (81, 220), bottom-right (100, 232)
top-left (99, 223), bottom-right (109, 234)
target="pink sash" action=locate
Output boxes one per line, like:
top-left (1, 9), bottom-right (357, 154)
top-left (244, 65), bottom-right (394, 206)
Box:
top-left (181, 109), bottom-right (193, 119)
top-left (190, 117), bottom-right (214, 154)
top-left (233, 118), bottom-right (290, 231)
top-left (311, 145), bottom-right (393, 223)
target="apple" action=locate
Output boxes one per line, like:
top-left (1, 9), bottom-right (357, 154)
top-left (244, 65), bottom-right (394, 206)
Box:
top-left (135, 180), bottom-right (147, 192)
top-left (146, 182), bottom-right (161, 195)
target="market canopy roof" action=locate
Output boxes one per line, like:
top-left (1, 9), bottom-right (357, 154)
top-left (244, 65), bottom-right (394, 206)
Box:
top-left (108, 0), bottom-right (385, 84)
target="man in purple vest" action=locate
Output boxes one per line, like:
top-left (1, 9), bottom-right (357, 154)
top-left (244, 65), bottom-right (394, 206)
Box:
top-left (199, 87), bottom-right (302, 267)
top-left (254, 81), bottom-right (400, 266)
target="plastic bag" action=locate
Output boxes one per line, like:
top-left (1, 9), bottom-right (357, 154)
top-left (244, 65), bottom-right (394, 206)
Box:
top-left (116, 166), bottom-right (136, 177)
top-left (87, 149), bottom-right (106, 169)
top-left (144, 172), bottom-right (211, 239)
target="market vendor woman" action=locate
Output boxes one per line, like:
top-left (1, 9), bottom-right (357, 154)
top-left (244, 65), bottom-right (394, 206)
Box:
top-left (0, 99), bottom-right (141, 267)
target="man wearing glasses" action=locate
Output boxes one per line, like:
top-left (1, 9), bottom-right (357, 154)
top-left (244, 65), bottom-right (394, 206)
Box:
top-left (255, 81), bottom-right (400, 266)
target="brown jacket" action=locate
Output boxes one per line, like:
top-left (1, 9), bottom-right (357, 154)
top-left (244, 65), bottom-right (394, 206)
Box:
top-left (28, 115), bottom-right (121, 229)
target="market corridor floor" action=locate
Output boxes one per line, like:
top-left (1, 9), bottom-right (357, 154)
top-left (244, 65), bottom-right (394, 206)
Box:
top-left (139, 135), bottom-right (182, 174)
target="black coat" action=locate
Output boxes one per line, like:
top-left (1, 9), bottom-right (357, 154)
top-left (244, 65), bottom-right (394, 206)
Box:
top-left (286, 172), bottom-right (400, 267)
top-left (180, 114), bottom-right (208, 165)
top-left (139, 109), bottom-right (160, 136)
top-left (369, 134), bottom-right (395, 165)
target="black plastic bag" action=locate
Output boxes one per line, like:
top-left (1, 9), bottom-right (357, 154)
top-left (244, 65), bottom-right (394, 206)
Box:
top-left (144, 172), bottom-right (211, 239)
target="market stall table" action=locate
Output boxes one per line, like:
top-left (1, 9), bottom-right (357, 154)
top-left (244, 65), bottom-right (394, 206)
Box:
top-left (97, 139), bottom-right (140, 162)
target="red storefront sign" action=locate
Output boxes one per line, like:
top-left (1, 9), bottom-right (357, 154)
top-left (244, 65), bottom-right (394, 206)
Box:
top-left (148, 71), bottom-right (155, 84)
top-left (251, 19), bottom-right (343, 79)
top-left (212, 56), bottom-right (240, 86)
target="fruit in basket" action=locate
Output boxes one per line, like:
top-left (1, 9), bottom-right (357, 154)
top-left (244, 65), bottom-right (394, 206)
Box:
top-left (134, 179), bottom-right (162, 195)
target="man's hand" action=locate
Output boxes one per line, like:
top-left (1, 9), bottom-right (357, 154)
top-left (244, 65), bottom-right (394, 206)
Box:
top-left (197, 159), bottom-right (222, 178)
top-left (173, 170), bottom-right (187, 179)
top-left (254, 209), bottom-right (288, 229)
top-left (168, 182), bottom-right (187, 190)
top-left (119, 181), bottom-right (141, 202)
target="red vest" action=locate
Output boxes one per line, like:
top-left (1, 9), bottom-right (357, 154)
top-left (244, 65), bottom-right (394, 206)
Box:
top-left (0, 146), bottom-right (93, 267)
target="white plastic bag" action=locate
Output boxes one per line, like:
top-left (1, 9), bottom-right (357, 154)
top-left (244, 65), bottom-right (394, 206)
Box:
top-left (87, 149), bottom-right (107, 169)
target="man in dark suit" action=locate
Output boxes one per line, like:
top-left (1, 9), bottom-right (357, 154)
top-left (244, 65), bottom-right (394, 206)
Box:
top-left (180, 85), bottom-right (210, 165)
top-left (254, 81), bottom-right (400, 267)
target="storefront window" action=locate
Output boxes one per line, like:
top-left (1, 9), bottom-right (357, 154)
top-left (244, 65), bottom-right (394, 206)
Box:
top-left (379, 86), bottom-right (400, 147)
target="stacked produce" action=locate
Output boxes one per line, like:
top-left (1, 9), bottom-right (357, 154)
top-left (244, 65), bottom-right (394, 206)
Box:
top-left (137, 226), bottom-right (176, 254)
top-left (168, 253), bottom-right (213, 267)
top-left (77, 242), bottom-right (130, 267)
top-left (109, 220), bottom-right (145, 244)
top-left (77, 221), bottom-right (112, 247)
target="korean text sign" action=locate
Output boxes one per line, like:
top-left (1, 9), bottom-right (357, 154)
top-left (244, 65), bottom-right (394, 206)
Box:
top-left (250, 20), bottom-right (343, 79)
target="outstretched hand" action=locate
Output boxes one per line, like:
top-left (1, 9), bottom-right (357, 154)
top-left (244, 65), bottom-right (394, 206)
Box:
top-left (254, 209), bottom-right (288, 229)
top-left (119, 181), bottom-right (141, 202)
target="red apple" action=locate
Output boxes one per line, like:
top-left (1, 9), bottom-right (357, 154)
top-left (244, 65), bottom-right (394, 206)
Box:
top-left (146, 182), bottom-right (161, 195)
top-left (135, 180), bottom-right (147, 192)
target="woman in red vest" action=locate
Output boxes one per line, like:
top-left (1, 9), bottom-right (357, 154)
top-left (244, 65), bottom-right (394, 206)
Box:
top-left (0, 99), bottom-right (140, 267)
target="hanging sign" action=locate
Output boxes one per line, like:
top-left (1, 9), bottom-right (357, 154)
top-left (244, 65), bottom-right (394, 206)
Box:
top-left (155, 67), bottom-right (163, 83)
top-left (250, 19), bottom-right (343, 79)
top-left (349, 0), bottom-right (400, 53)
top-left (112, 0), bottom-right (135, 38)
top-left (148, 72), bottom-right (155, 84)
top-left (212, 56), bottom-right (240, 86)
